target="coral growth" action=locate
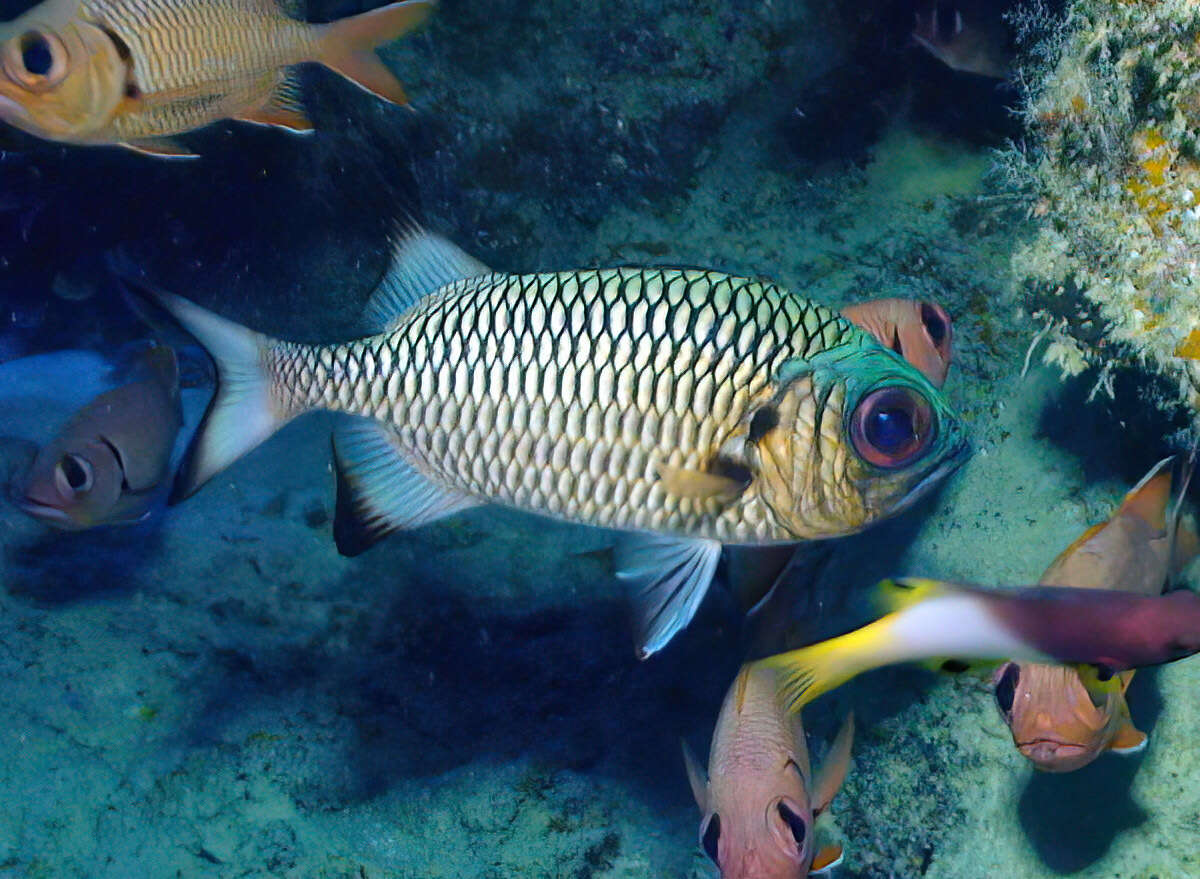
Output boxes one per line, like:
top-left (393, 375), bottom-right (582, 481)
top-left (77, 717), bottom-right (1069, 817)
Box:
top-left (1010, 0), bottom-right (1200, 417)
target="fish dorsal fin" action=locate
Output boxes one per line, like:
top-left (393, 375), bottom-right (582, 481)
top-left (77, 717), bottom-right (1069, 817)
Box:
top-left (680, 738), bottom-right (708, 811)
top-left (332, 417), bottom-right (479, 556)
top-left (1118, 455), bottom-right (1175, 530)
top-left (809, 844), bottom-right (844, 875)
top-left (235, 72), bottom-right (313, 133)
top-left (811, 713), bottom-right (854, 815)
top-left (363, 226), bottom-right (492, 333)
top-left (1109, 721), bottom-right (1148, 754)
top-left (615, 534), bottom-right (721, 659)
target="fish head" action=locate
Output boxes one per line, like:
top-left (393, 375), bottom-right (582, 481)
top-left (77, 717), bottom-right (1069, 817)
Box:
top-left (699, 794), bottom-right (816, 879)
top-left (0, 3), bottom-right (128, 143)
top-left (747, 344), bottom-right (969, 539)
top-left (841, 298), bottom-right (953, 387)
top-left (992, 661), bottom-right (1118, 773)
top-left (15, 436), bottom-right (124, 529)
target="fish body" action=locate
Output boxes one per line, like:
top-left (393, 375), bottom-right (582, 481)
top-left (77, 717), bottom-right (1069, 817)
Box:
top-left (134, 228), bottom-right (969, 656)
top-left (762, 577), bottom-right (1200, 712)
top-left (841, 298), bottom-right (952, 388)
top-left (994, 457), bottom-right (1199, 771)
top-left (683, 664), bottom-right (851, 878)
top-left (13, 343), bottom-right (183, 528)
top-left (0, 0), bottom-right (434, 154)
top-left (912, 0), bottom-right (1010, 79)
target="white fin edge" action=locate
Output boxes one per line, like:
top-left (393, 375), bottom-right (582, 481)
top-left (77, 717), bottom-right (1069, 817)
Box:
top-left (616, 534), bottom-right (721, 659)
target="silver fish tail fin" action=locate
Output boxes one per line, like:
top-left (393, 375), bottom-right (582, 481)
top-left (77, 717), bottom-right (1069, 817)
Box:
top-left (314, 0), bottom-right (436, 105)
top-left (122, 278), bottom-right (287, 502)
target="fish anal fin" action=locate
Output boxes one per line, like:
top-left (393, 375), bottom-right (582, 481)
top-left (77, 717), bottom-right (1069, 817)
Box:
top-left (119, 137), bottom-right (199, 159)
top-left (812, 713), bottom-right (854, 816)
top-left (235, 73), bottom-right (313, 133)
top-left (809, 844), bottom-right (844, 874)
top-left (315, 0), bottom-right (435, 104)
top-left (615, 534), bottom-right (721, 659)
top-left (1109, 722), bottom-right (1148, 755)
top-left (680, 739), bottom-right (708, 811)
top-left (655, 461), bottom-right (746, 503)
top-left (332, 417), bottom-right (478, 556)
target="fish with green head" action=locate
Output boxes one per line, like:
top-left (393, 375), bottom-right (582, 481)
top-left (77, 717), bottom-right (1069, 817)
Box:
top-left (126, 226), bottom-right (970, 656)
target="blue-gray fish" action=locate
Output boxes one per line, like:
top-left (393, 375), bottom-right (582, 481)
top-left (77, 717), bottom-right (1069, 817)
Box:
top-left (0, 0), bottom-right (435, 156)
top-left (134, 228), bottom-right (970, 656)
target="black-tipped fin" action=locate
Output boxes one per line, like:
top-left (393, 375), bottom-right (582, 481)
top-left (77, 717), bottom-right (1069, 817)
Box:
top-left (332, 417), bottom-right (478, 556)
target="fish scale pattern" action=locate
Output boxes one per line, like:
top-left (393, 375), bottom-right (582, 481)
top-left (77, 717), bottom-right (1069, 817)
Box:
top-left (269, 267), bottom-right (857, 543)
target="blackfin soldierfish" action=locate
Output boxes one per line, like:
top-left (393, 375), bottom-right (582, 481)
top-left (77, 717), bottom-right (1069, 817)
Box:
top-left (13, 343), bottom-right (182, 528)
top-left (842, 298), bottom-right (952, 388)
top-left (0, 0), bottom-right (435, 156)
top-left (684, 664), bottom-right (851, 878)
top-left (129, 226), bottom-right (970, 657)
top-left (993, 456), bottom-right (1199, 772)
top-left (912, 0), bottom-right (1010, 79)
top-left (761, 577), bottom-right (1200, 712)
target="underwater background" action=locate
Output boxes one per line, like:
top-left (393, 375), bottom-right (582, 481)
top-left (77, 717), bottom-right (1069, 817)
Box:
top-left (2, 0), bottom-right (1199, 876)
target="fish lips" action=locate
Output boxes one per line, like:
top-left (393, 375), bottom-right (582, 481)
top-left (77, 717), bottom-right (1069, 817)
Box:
top-left (1017, 737), bottom-right (1095, 773)
top-left (888, 432), bottom-right (972, 516)
top-left (11, 493), bottom-right (79, 528)
top-left (0, 94), bottom-right (32, 127)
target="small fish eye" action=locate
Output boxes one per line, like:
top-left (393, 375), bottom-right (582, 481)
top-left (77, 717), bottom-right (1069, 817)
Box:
top-left (994, 663), bottom-right (1019, 715)
top-left (849, 386), bottom-right (934, 469)
top-left (19, 31), bottom-right (52, 77)
top-left (777, 801), bottom-right (807, 848)
top-left (920, 301), bottom-right (950, 349)
top-left (701, 813), bottom-right (721, 864)
top-left (58, 453), bottom-right (92, 493)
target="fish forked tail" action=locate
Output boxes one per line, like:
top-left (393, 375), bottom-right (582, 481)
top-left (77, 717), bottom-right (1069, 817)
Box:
top-left (119, 275), bottom-right (290, 502)
top-left (315, 0), bottom-right (436, 105)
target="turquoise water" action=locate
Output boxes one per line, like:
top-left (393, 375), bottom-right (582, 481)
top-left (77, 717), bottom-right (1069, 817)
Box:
top-left (1, 0), bottom-right (1198, 876)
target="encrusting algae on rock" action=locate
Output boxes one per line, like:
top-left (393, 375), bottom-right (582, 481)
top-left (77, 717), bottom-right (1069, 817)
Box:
top-left (1008, 0), bottom-right (1200, 417)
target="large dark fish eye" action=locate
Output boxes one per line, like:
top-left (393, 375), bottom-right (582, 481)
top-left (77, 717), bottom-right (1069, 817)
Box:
top-left (19, 31), bottom-right (52, 77)
top-left (850, 386), bottom-right (934, 469)
top-left (995, 663), bottom-right (1019, 716)
top-left (57, 453), bottom-right (93, 494)
top-left (701, 813), bottom-right (721, 864)
top-left (777, 801), bottom-right (807, 849)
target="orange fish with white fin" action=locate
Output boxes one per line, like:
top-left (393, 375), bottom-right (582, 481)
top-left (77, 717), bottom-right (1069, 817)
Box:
top-left (842, 298), bottom-right (952, 388)
top-left (683, 664), bottom-right (852, 878)
top-left (993, 456), bottom-right (1199, 772)
top-left (0, 0), bottom-right (434, 156)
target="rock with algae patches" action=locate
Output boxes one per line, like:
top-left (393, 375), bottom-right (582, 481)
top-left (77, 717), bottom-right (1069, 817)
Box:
top-left (1011, 0), bottom-right (1200, 418)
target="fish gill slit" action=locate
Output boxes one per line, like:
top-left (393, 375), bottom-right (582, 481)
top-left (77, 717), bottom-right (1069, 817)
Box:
top-left (98, 435), bottom-right (131, 490)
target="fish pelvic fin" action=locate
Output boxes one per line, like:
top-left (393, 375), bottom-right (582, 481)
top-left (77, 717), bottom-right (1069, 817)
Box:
top-left (121, 277), bottom-right (288, 501)
top-left (615, 534), bottom-right (721, 659)
top-left (809, 844), bottom-right (844, 875)
top-left (119, 137), bottom-right (200, 159)
top-left (811, 712), bottom-right (854, 816)
top-left (1108, 720), bottom-right (1148, 755)
top-left (680, 738), bottom-right (708, 811)
top-left (314, 0), bottom-right (436, 105)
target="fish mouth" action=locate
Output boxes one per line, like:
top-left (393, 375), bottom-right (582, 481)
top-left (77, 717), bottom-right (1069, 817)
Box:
top-left (889, 434), bottom-right (972, 516)
top-left (0, 94), bottom-right (31, 126)
top-left (1017, 737), bottom-right (1092, 770)
top-left (10, 494), bottom-right (76, 528)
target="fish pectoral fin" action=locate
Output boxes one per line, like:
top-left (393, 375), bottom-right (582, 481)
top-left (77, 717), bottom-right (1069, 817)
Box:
top-left (1108, 722), bottom-right (1148, 755)
top-left (680, 738), bottom-right (708, 811)
top-left (615, 534), bottom-right (721, 659)
top-left (118, 137), bottom-right (200, 159)
top-left (811, 712), bottom-right (854, 816)
top-left (236, 72), bottom-right (314, 133)
top-left (655, 462), bottom-right (747, 504)
top-left (809, 844), bottom-right (844, 875)
top-left (332, 417), bottom-right (479, 556)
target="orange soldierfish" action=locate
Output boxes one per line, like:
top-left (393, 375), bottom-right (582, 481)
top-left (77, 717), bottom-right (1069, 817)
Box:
top-left (841, 298), bottom-right (952, 388)
top-left (0, 0), bottom-right (434, 156)
top-left (993, 456), bottom-right (1199, 772)
top-left (683, 664), bottom-right (852, 878)
top-left (911, 0), bottom-right (1010, 79)
top-left (13, 344), bottom-right (182, 528)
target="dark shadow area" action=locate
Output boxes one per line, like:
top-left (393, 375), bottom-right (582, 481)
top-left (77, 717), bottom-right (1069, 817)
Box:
top-left (1017, 668), bottom-right (1162, 872)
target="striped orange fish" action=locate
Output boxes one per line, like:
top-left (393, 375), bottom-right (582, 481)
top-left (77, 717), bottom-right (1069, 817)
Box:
top-left (0, 0), bottom-right (434, 156)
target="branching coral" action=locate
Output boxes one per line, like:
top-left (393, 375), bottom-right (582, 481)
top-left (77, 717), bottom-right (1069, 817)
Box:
top-left (1010, 0), bottom-right (1200, 417)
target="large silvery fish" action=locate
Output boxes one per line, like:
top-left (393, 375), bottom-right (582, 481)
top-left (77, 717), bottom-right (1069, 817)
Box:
top-left (0, 0), bottom-right (434, 156)
top-left (134, 228), bottom-right (970, 656)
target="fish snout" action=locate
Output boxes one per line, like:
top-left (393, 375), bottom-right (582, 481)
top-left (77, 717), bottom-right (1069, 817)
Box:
top-left (1018, 739), bottom-right (1094, 773)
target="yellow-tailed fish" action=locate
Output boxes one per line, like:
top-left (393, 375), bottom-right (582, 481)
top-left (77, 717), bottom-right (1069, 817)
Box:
top-left (13, 343), bottom-right (182, 528)
top-left (761, 577), bottom-right (1200, 712)
top-left (841, 298), bottom-right (952, 388)
top-left (683, 664), bottom-right (851, 878)
top-left (0, 0), bottom-right (435, 156)
top-left (994, 456), bottom-right (1199, 772)
top-left (128, 226), bottom-right (970, 657)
